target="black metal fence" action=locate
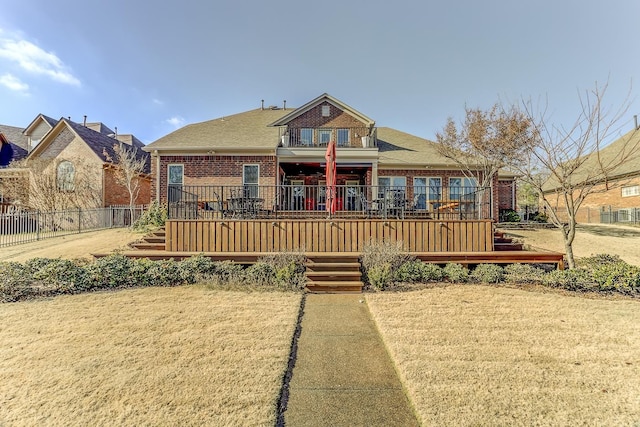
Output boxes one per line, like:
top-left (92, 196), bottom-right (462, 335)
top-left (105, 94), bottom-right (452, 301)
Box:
top-left (167, 184), bottom-right (492, 220)
top-left (0, 205), bottom-right (145, 248)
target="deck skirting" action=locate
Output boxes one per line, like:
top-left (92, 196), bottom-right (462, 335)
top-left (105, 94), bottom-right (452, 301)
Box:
top-left (165, 219), bottom-right (495, 253)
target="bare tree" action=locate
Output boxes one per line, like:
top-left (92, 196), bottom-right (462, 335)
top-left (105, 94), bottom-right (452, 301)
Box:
top-left (435, 103), bottom-right (536, 189)
top-left (103, 142), bottom-right (148, 218)
top-left (514, 81), bottom-right (640, 268)
top-left (0, 158), bottom-right (102, 211)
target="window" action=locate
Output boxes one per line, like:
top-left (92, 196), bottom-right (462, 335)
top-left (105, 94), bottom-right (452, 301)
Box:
top-left (378, 176), bottom-right (406, 198)
top-left (449, 177), bottom-right (477, 200)
top-left (318, 129), bottom-right (332, 146)
top-left (322, 105), bottom-right (330, 117)
top-left (300, 128), bottom-right (313, 146)
top-left (243, 164), bottom-right (259, 197)
top-left (57, 161), bottom-right (75, 191)
top-left (337, 129), bottom-right (349, 147)
top-left (413, 177), bottom-right (441, 209)
top-left (622, 185), bottom-right (640, 197)
top-left (168, 164), bottom-right (184, 185)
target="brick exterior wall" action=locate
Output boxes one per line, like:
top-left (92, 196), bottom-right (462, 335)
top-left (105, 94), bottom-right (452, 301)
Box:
top-left (546, 176), bottom-right (640, 210)
top-left (288, 101), bottom-right (365, 129)
top-left (497, 179), bottom-right (516, 210)
top-left (155, 155), bottom-right (277, 203)
top-left (103, 167), bottom-right (151, 206)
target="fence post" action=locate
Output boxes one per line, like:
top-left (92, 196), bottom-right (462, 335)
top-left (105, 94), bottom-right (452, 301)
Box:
top-left (36, 210), bottom-right (41, 241)
top-left (78, 208), bottom-right (82, 233)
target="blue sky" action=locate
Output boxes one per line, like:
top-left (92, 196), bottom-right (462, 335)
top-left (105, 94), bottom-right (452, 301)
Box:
top-left (0, 0), bottom-right (639, 144)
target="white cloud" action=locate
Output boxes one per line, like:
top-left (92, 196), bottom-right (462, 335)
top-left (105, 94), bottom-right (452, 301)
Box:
top-left (0, 36), bottom-right (81, 86)
top-left (0, 73), bottom-right (29, 93)
top-left (152, 98), bottom-right (164, 106)
top-left (166, 116), bottom-right (185, 128)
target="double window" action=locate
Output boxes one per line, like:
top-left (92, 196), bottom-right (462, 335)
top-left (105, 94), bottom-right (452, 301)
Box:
top-left (378, 176), bottom-right (406, 199)
top-left (413, 177), bottom-right (442, 209)
top-left (622, 185), bottom-right (640, 197)
top-left (449, 177), bottom-right (477, 201)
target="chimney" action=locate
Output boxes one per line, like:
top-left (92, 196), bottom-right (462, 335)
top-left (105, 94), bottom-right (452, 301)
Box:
top-left (261, 99), bottom-right (264, 110)
top-left (635, 115), bottom-right (638, 130)
top-left (283, 100), bottom-right (286, 109)
top-left (83, 115), bottom-right (87, 126)
top-left (115, 126), bottom-right (118, 138)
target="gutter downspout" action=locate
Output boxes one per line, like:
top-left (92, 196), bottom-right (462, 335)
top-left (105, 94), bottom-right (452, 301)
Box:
top-left (154, 150), bottom-right (160, 203)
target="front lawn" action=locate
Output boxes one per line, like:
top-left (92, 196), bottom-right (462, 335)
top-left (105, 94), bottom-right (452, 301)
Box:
top-left (0, 286), bottom-right (301, 426)
top-left (367, 285), bottom-right (640, 425)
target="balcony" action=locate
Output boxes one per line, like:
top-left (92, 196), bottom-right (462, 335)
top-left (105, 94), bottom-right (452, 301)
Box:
top-left (167, 184), bottom-right (492, 220)
top-left (279, 127), bottom-right (377, 148)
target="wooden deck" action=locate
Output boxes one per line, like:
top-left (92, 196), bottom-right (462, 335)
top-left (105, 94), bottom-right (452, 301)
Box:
top-left (165, 219), bottom-right (495, 253)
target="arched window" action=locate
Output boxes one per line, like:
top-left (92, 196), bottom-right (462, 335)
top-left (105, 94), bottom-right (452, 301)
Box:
top-left (57, 161), bottom-right (75, 191)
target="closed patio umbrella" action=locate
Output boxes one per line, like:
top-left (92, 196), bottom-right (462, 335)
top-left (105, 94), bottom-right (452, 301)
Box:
top-left (325, 140), bottom-right (337, 216)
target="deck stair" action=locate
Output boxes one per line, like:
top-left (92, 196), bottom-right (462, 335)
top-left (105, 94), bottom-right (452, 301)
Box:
top-left (304, 254), bottom-right (364, 293)
top-left (493, 230), bottom-right (523, 251)
top-left (129, 227), bottom-right (166, 251)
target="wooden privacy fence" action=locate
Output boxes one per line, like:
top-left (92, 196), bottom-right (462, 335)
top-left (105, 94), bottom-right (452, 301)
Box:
top-left (165, 219), bottom-right (494, 253)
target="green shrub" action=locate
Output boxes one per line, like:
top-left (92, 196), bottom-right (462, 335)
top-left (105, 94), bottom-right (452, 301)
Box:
top-left (591, 262), bottom-right (640, 294)
top-left (504, 264), bottom-right (546, 284)
top-left (133, 201), bottom-right (168, 231)
top-left (31, 258), bottom-right (85, 295)
top-left (0, 262), bottom-right (34, 302)
top-left (212, 261), bottom-right (245, 284)
top-left (541, 268), bottom-right (595, 292)
top-left (500, 209), bottom-right (521, 223)
top-left (145, 259), bottom-right (185, 287)
top-left (578, 254), bottom-right (623, 270)
top-left (394, 260), bottom-right (425, 283)
top-left (470, 264), bottom-right (504, 283)
top-left (444, 263), bottom-right (469, 283)
top-left (80, 254), bottom-right (135, 291)
top-left (420, 263), bottom-right (445, 282)
top-left (368, 264), bottom-right (393, 290)
top-left (244, 262), bottom-right (276, 287)
top-left (179, 254), bottom-right (218, 283)
top-left (275, 261), bottom-right (306, 290)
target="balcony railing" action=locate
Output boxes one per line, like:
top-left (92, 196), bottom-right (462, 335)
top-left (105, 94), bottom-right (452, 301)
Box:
top-left (278, 127), bottom-right (377, 148)
top-left (167, 184), bottom-right (492, 220)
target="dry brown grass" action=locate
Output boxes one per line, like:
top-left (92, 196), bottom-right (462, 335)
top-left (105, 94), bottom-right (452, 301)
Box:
top-left (0, 286), bottom-right (301, 426)
top-left (367, 285), bottom-right (640, 426)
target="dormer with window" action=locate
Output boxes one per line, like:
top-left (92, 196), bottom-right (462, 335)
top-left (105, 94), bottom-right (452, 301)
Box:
top-left (271, 93), bottom-right (377, 149)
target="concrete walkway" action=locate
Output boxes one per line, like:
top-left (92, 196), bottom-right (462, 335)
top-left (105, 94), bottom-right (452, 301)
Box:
top-left (283, 294), bottom-right (419, 426)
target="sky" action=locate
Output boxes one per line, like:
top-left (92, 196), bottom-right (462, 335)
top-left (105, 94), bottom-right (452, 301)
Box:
top-left (0, 0), bottom-right (639, 145)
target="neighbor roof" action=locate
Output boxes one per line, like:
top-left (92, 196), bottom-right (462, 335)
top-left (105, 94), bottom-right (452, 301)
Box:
top-left (28, 118), bottom-right (150, 174)
top-left (542, 127), bottom-right (640, 192)
top-left (145, 108), bottom-right (291, 152)
top-left (0, 124), bottom-right (29, 161)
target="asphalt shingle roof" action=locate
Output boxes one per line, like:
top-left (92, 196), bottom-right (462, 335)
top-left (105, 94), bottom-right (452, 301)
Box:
top-left (0, 124), bottom-right (29, 162)
top-left (145, 108), bottom-right (291, 151)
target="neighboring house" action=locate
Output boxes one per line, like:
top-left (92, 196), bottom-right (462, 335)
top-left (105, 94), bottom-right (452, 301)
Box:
top-left (542, 126), bottom-right (640, 217)
top-left (0, 115), bottom-right (151, 209)
top-left (0, 124), bottom-right (29, 164)
top-left (144, 93), bottom-right (503, 219)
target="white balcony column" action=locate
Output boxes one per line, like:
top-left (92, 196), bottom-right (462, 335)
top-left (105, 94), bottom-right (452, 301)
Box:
top-left (372, 162), bottom-right (378, 187)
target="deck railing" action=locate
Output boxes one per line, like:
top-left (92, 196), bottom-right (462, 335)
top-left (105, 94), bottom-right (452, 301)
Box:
top-left (278, 127), bottom-right (377, 148)
top-left (167, 184), bottom-right (492, 220)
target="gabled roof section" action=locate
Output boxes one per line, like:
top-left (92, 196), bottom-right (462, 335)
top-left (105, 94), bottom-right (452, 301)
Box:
top-left (269, 93), bottom-right (375, 127)
top-left (145, 108), bottom-right (291, 152)
top-left (23, 114), bottom-right (58, 136)
top-left (27, 118), bottom-right (151, 174)
top-left (376, 127), bottom-right (462, 168)
top-left (0, 124), bottom-right (29, 161)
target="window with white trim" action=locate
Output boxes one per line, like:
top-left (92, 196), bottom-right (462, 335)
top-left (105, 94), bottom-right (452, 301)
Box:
top-left (318, 129), bottom-right (332, 146)
top-left (622, 185), bottom-right (640, 197)
top-left (413, 177), bottom-right (441, 209)
top-left (300, 128), bottom-right (313, 146)
top-left (243, 164), bottom-right (259, 197)
top-left (378, 176), bottom-right (406, 199)
top-left (337, 128), bottom-right (349, 147)
top-left (449, 177), bottom-right (477, 200)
